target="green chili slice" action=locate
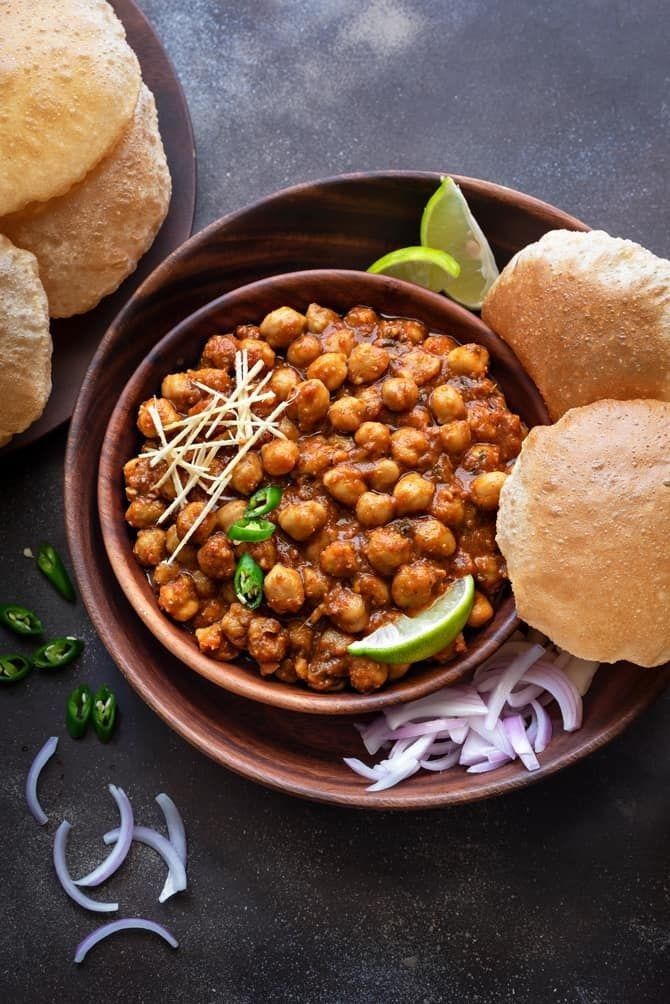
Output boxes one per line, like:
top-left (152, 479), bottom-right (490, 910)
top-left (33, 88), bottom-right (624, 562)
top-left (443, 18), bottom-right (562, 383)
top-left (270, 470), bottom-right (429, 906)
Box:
top-left (245, 485), bottom-right (283, 519)
top-left (0, 604), bottom-right (43, 636)
top-left (227, 517), bottom-right (276, 542)
top-left (36, 543), bottom-right (76, 602)
top-left (33, 636), bottom-right (84, 670)
top-left (0, 654), bottom-right (33, 684)
top-left (233, 552), bottom-right (264, 609)
top-left (92, 685), bottom-right (117, 743)
top-left (66, 684), bottom-right (93, 739)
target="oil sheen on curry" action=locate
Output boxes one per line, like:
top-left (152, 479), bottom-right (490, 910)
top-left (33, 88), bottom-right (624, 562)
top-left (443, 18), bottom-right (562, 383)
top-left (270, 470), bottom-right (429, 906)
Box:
top-left (123, 302), bottom-right (524, 693)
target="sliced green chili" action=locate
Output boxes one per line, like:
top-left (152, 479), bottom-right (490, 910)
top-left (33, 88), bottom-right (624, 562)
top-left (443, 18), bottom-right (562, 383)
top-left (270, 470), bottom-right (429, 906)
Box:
top-left (92, 685), bottom-right (117, 743)
top-left (67, 684), bottom-right (93, 739)
top-left (0, 604), bottom-right (43, 636)
top-left (36, 543), bottom-right (76, 602)
top-left (245, 485), bottom-right (283, 519)
top-left (0, 654), bottom-right (33, 684)
top-left (33, 636), bottom-right (84, 670)
top-left (233, 552), bottom-right (264, 609)
top-left (227, 517), bottom-right (276, 542)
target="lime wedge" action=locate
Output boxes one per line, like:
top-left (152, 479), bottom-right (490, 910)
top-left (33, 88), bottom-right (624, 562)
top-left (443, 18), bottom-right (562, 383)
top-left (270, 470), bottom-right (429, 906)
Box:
top-left (367, 245), bottom-right (460, 294)
top-left (348, 574), bottom-right (475, 665)
top-left (420, 177), bottom-right (499, 309)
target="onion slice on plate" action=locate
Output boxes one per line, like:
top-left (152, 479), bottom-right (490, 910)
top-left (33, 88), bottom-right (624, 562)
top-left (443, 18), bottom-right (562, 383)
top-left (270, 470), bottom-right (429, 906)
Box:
top-left (74, 918), bottom-right (178, 964)
top-left (104, 825), bottom-right (187, 903)
top-left (25, 735), bottom-right (58, 825)
top-left (75, 785), bottom-right (133, 887)
top-left (53, 821), bottom-right (118, 913)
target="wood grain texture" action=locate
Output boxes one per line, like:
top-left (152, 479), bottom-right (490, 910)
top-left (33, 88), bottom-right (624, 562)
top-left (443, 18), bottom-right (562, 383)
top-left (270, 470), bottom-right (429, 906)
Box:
top-left (65, 172), bottom-right (670, 807)
top-left (1, 0), bottom-right (196, 454)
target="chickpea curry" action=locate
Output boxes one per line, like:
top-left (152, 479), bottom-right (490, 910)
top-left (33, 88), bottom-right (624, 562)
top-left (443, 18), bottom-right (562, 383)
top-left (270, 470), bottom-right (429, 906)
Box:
top-left (123, 301), bottom-right (524, 693)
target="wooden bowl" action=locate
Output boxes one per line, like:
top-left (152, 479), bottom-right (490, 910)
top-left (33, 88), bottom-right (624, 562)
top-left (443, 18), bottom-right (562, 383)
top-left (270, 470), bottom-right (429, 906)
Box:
top-left (99, 268), bottom-right (549, 714)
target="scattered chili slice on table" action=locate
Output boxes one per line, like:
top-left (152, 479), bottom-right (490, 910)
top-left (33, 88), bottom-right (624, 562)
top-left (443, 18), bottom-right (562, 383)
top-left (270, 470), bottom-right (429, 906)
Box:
top-left (227, 517), bottom-right (276, 542)
top-left (0, 603), bottom-right (43, 636)
top-left (36, 543), bottom-right (76, 602)
top-left (34, 636), bottom-right (84, 670)
top-left (66, 684), bottom-right (93, 739)
top-left (92, 685), bottom-right (117, 743)
top-left (233, 553), bottom-right (264, 610)
top-left (245, 485), bottom-right (283, 519)
top-left (0, 653), bottom-right (33, 684)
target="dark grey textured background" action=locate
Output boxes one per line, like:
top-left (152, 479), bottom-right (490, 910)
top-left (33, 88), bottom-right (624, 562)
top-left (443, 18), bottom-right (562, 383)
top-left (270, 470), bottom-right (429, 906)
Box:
top-left (1, 2), bottom-right (668, 1002)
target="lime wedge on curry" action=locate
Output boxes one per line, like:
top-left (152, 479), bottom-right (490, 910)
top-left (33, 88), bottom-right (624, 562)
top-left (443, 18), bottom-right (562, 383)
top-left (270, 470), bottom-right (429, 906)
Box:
top-left (420, 176), bottom-right (499, 309)
top-left (367, 245), bottom-right (460, 293)
top-left (348, 574), bottom-right (475, 664)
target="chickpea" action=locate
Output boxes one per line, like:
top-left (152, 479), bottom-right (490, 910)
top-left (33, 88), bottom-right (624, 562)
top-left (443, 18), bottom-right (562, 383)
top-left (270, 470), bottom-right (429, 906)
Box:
top-left (349, 656), bottom-right (388, 692)
top-left (462, 444), bottom-right (500, 472)
top-left (353, 573), bottom-right (390, 608)
top-left (391, 427), bottom-right (429, 468)
top-left (468, 590), bottom-right (495, 627)
top-left (158, 572), bottom-right (200, 622)
top-left (161, 372), bottom-right (199, 411)
top-left (430, 486), bottom-right (466, 527)
top-left (471, 471), bottom-right (508, 510)
top-left (448, 343), bottom-right (489, 377)
top-left (321, 326), bottom-right (356, 356)
top-left (235, 324), bottom-right (261, 340)
top-left (220, 602), bottom-right (253, 648)
top-left (324, 586), bottom-right (369, 633)
top-left (355, 491), bottom-right (396, 528)
top-left (379, 318), bottom-right (427, 345)
top-left (239, 337), bottom-right (275, 371)
top-left (398, 405), bottom-right (432, 431)
top-left (165, 524), bottom-right (180, 554)
top-left (217, 499), bottom-right (248, 532)
top-left (413, 518), bottom-right (457, 558)
top-left (347, 343), bottom-right (390, 385)
top-left (137, 397), bottom-right (180, 438)
top-left (306, 302), bottom-right (340, 333)
top-left (270, 366), bottom-right (300, 401)
top-left (259, 306), bottom-right (307, 348)
top-left (286, 334), bottom-right (322, 368)
top-left (323, 465), bottom-right (367, 506)
top-left (201, 333), bottom-right (239, 370)
top-left (302, 565), bottom-right (330, 602)
top-left (439, 420), bottom-right (472, 454)
top-left (354, 421), bottom-right (391, 457)
top-left (391, 562), bottom-right (445, 610)
top-left (190, 368), bottom-right (233, 397)
top-left (176, 501), bottom-right (218, 544)
top-left (288, 622), bottom-right (313, 656)
top-left (344, 305), bottom-right (379, 332)
top-left (195, 622), bottom-right (228, 658)
top-left (474, 554), bottom-right (505, 591)
top-left (153, 560), bottom-right (180, 586)
top-left (278, 500), bottom-right (328, 541)
top-left (230, 452), bottom-right (263, 495)
top-left (264, 565), bottom-right (305, 614)
top-left (320, 540), bottom-right (358, 578)
top-left (261, 439), bottom-right (300, 476)
top-left (365, 527), bottom-right (411, 575)
top-left (430, 385), bottom-right (466, 423)
top-left (307, 352), bottom-right (348, 391)
top-left (388, 662), bottom-right (412, 681)
top-left (368, 458), bottom-right (401, 492)
top-left (392, 473), bottom-right (435, 515)
top-left (133, 528), bottom-right (167, 566)
top-left (355, 385), bottom-right (384, 420)
top-left (328, 396), bottom-right (366, 432)
top-left (194, 598), bottom-right (227, 629)
top-left (125, 496), bottom-right (166, 529)
top-left (197, 533), bottom-right (235, 578)
top-left (238, 538), bottom-right (277, 572)
top-left (277, 415), bottom-right (300, 441)
top-left (394, 349), bottom-right (441, 386)
top-left (381, 376), bottom-right (419, 412)
top-left (247, 616), bottom-right (288, 671)
top-left (303, 528), bottom-right (335, 564)
top-left (296, 435), bottom-right (333, 476)
top-left (124, 456), bottom-right (161, 498)
top-left (191, 569), bottom-right (218, 598)
top-left (424, 334), bottom-right (458, 356)
top-left (292, 379), bottom-right (331, 429)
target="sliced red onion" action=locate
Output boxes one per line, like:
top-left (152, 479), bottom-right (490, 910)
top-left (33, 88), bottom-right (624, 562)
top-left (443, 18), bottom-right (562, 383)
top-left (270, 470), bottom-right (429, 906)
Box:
top-left (104, 825), bottom-right (187, 903)
top-left (502, 715), bottom-right (540, 771)
top-left (343, 757), bottom-right (383, 782)
top-left (466, 718), bottom-right (515, 759)
top-left (53, 821), bottom-right (118, 914)
top-left (483, 643), bottom-right (546, 730)
top-left (531, 699), bottom-right (552, 753)
top-left (155, 793), bottom-right (187, 903)
top-left (74, 918), bottom-right (178, 964)
top-left (523, 666), bottom-right (582, 731)
top-left (467, 751), bottom-right (512, 773)
top-left (459, 731), bottom-right (501, 767)
top-left (419, 747), bottom-right (460, 771)
top-left (25, 736), bottom-right (58, 825)
top-left (75, 785), bottom-right (133, 887)
top-left (506, 682), bottom-right (544, 707)
top-left (367, 759), bottom-right (422, 792)
top-left (384, 686), bottom-right (487, 729)
top-left (563, 656), bottom-right (600, 696)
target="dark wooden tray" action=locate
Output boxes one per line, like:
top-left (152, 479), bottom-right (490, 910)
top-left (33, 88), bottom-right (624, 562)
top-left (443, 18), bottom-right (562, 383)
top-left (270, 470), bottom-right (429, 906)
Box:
top-left (2, 0), bottom-right (196, 454)
top-left (65, 172), bottom-right (670, 808)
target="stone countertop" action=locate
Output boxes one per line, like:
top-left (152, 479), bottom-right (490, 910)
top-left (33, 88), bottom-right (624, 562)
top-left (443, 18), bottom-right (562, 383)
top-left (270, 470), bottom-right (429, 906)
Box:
top-left (1, 2), bottom-right (668, 1002)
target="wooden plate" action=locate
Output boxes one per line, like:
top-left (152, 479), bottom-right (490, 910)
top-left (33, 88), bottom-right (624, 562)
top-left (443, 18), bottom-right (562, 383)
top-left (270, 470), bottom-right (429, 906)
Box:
top-left (2, 0), bottom-right (196, 455)
top-left (65, 172), bottom-right (670, 807)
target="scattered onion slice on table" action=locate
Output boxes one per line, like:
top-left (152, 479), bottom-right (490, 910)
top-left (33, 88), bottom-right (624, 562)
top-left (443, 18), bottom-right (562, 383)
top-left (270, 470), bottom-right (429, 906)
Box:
top-left (345, 636), bottom-right (599, 791)
top-left (75, 784), bottom-right (133, 887)
top-left (155, 793), bottom-right (188, 901)
top-left (25, 735), bottom-right (58, 825)
top-left (104, 824), bottom-right (187, 903)
top-left (74, 918), bottom-right (178, 964)
top-left (53, 821), bottom-right (118, 913)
